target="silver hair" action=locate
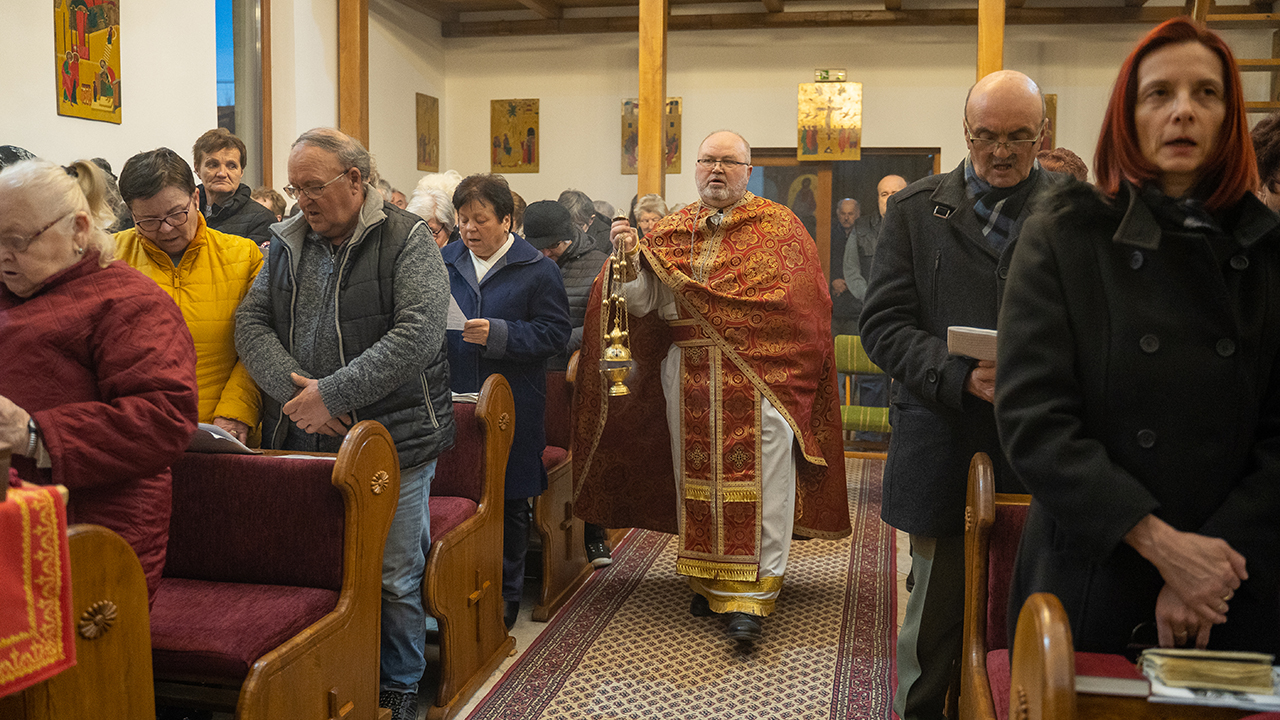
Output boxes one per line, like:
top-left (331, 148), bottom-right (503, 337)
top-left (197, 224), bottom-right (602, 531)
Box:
top-left (406, 187), bottom-right (456, 231)
top-left (557, 189), bottom-right (595, 227)
top-left (0, 159), bottom-right (117, 265)
top-left (291, 127), bottom-right (373, 183)
top-left (593, 199), bottom-right (616, 219)
top-left (634, 193), bottom-right (669, 218)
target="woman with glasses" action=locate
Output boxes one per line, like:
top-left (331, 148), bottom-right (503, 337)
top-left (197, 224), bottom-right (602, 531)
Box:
top-left (406, 187), bottom-right (455, 248)
top-left (0, 157), bottom-right (199, 602)
top-left (115, 148), bottom-right (264, 445)
top-left (997, 18), bottom-right (1280, 654)
top-left (633, 193), bottom-right (669, 238)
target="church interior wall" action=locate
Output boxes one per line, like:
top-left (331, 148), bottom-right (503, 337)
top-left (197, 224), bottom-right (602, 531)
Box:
top-left (3, 0), bottom-right (218, 176)
top-left (5, 3), bottom-right (1273, 213)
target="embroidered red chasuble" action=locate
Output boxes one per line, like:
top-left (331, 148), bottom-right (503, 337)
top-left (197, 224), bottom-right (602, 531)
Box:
top-left (573, 192), bottom-right (851, 581)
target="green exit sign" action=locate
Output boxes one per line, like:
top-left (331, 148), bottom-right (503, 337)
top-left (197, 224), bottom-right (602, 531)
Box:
top-left (815, 69), bottom-right (847, 82)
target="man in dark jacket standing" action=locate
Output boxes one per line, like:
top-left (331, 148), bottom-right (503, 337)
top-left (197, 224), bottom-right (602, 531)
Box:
top-left (522, 199), bottom-right (614, 567)
top-left (235, 127), bottom-right (454, 720)
top-left (860, 70), bottom-right (1054, 720)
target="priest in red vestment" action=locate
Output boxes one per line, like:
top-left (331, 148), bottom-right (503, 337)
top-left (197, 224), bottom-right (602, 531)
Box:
top-left (573, 130), bottom-right (850, 644)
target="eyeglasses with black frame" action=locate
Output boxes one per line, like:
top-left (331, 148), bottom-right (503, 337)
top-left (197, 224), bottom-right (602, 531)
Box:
top-left (284, 169), bottom-right (354, 201)
top-left (964, 120), bottom-right (1045, 154)
top-left (695, 158), bottom-right (750, 170)
top-left (0, 211), bottom-right (74, 254)
top-left (134, 205), bottom-right (193, 233)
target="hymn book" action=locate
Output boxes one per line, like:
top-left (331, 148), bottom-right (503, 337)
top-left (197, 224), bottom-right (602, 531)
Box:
top-left (946, 326), bottom-right (998, 362)
top-left (1141, 649), bottom-right (1280, 711)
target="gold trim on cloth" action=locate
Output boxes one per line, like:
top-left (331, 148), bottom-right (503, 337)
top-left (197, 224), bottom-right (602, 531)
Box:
top-left (690, 575), bottom-right (787, 616)
top-left (677, 558), bottom-right (761, 581)
top-left (0, 487), bottom-right (70, 688)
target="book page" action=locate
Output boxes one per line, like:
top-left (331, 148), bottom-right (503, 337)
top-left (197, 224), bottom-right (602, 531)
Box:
top-left (188, 423), bottom-right (261, 455)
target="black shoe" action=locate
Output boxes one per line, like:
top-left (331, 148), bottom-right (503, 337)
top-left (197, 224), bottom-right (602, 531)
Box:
top-left (585, 541), bottom-right (613, 568)
top-left (690, 592), bottom-right (718, 617)
top-left (504, 599), bottom-right (520, 630)
top-left (379, 690), bottom-right (418, 720)
top-left (725, 612), bottom-right (762, 644)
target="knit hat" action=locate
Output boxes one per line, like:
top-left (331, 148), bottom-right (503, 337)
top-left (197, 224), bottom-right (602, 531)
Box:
top-left (522, 200), bottom-right (574, 250)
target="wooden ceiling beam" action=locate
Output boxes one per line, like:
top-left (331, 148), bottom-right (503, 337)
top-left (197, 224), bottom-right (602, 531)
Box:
top-left (441, 6), bottom-right (1184, 37)
top-left (1006, 0), bottom-right (1026, 9)
top-left (762, 0), bottom-right (785, 12)
top-left (390, 0), bottom-right (459, 23)
top-left (516, 0), bottom-right (563, 19)
top-left (884, 0), bottom-right (901, 10)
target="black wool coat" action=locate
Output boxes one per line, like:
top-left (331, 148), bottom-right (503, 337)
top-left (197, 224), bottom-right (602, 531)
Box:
top-left (860, 162), bottom-right (1055, 537)
top-left (996, 180), bottom-right (1280, 654)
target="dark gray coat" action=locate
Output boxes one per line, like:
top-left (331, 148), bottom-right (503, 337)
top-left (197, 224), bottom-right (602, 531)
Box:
top-left (997, 180), bottom-right (1280, 654)
top-left (860, 161), bottom-right (1053, 536)
top-left (200, 183), bottom-right (278, 245)
top-left (549, 228), bottom-right (608, 370)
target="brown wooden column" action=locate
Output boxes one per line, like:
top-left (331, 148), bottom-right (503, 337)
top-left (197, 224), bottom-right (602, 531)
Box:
top-left (977, 0), bottom-right (1004, 79)
top-left (638, 0), bottom-right (668, 197)
top-left (338, 0), bottom-right (369, 147)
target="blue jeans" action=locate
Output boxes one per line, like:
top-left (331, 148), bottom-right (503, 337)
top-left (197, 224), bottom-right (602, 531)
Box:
top-left (380, 459), bottom-right (436, 693)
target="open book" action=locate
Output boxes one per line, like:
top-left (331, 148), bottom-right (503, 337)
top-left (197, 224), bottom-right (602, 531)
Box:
top-left (947, 326), bottom-right (997, 362)
top-left (188, 423), bottom-right (260, 455)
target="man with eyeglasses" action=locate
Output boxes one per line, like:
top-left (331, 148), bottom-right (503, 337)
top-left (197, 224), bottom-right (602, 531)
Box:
top-left (574, 130), bottom-right (850, 646)
top-left (859, 70), bottom-right (1063, 720)
top-left (234, 127), bottom-right (454, 720)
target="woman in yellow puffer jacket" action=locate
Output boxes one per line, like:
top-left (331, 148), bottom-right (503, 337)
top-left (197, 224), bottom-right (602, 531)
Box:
top-left (114, 147), bottom-right (263, 443)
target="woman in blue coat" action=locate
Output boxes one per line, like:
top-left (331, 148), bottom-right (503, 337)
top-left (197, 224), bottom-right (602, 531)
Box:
top-left (442, 174), bottom-right (570, 629)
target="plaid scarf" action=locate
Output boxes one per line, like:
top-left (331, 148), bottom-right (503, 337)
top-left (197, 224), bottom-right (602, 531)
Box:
top-left (1139, 182), bottom-right (1222, 234)
top-left (964, 156), bottom-right (1040, 253)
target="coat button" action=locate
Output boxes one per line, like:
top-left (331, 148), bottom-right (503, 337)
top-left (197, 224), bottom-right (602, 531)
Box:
top-left (926, 368), bottom-right (939, 383)
top-left (1129, 251), bottom-right (1144, 270)
top-left (997, 266), bottom-right (1009, 280)
top-left (1230, 255), bottom-right (1249, 271)
top-left (1140, 334), bottom-right (1160, 353)
top-left (1217, 338), bottom-right (1236, 357)
top-left (1137, 429), bottom-right (1157, 448)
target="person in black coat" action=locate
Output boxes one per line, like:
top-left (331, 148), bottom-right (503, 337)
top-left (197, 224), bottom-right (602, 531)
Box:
top-left (442, 175), bottom-right (570, 630)
top-left (522, 199), bottom-right (614, 568)
top-left (192, 128), bottom-right (277, 245)
top-left (997, 17), bottom-right (1280, 656)
top-left (860, 70), bottom-right (1058, 720)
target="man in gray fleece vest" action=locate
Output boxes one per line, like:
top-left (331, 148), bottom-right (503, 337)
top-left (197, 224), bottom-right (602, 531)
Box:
top-left (235, 128), bottom-right (454, 720)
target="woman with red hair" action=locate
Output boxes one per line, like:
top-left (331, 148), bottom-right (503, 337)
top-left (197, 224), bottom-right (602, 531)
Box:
top-left (996, 16), bottom-right (1280, 655)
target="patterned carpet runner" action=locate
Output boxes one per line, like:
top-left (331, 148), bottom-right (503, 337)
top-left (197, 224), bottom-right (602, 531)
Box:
top-left (467, 458), bottom-right (895, 719)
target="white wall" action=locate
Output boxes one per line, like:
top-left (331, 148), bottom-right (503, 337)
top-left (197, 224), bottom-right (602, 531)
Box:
top-left (2, 0), bottom-right (218, 174)
top-left (269, 0), bottom-right (341, 190)
top-left (368, 0), bottom-right (447, 196)
top-left (435, 23), bottom-right (1272, 212)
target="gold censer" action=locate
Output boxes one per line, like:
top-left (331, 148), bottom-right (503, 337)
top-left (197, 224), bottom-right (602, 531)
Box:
top-left (601, 219), bottom-right (634, 396)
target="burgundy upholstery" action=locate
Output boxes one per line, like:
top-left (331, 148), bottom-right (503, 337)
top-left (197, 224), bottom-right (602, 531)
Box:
top-left (151, 578), bottom-right (338, 680)
top-left (165, 454), bottom-right (342, 591)
top-left (542, 446), bottom-right (568, 471)
top-left (434, 402), bottom-right (484, 503)
top-left (430, 496), bottom-right (479, 539)
top-left (543, 370), bottom-right (573, 452)
top-left (986, 503), bottom-right (1029, 651)
top-left (986, 649), bottom-right (1011, 720)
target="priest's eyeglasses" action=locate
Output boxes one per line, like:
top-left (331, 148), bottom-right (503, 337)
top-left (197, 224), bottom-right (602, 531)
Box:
top-left (284, 170), bottom-right (352, 200)
top-left (0, 211), bottom-right (74, 254)
top-left (696, 159), bottom-right (750, 170)
top-left (964, 122), bottom-right (1043, 153)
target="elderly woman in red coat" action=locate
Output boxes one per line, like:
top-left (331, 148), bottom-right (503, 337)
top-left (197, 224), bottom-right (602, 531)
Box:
top-left (0, 157), bottom-right (199, 601)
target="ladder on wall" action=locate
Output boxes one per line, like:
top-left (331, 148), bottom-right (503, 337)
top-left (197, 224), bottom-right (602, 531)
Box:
top-left (1192, 0), bottom-right (1280, 113)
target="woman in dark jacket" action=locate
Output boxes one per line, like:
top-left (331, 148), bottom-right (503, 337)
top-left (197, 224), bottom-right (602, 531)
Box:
top-left (0, 158), bottom-right (200, 603)
top-left (442, 174), bottom-right (570, 629)
top-left (997, 17), bottom-right (1280, 655)
top-left (192, 128), bottom-right (277, 245)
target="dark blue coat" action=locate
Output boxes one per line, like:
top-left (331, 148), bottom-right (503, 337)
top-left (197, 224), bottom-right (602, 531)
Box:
top-left (443, 235), bottom-right (571, 499)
